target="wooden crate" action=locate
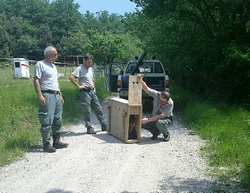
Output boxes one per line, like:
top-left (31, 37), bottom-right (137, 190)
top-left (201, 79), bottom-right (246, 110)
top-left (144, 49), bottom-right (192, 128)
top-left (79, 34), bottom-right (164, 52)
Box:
top-left (107, 75), bottom-right (142, 143)
top-left (108, 97), bottom-right (142, 143)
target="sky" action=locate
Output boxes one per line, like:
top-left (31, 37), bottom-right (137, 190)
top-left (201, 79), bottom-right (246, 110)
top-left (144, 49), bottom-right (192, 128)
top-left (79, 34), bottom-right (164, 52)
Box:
top-left (74, 0), bottom-right (137, 15)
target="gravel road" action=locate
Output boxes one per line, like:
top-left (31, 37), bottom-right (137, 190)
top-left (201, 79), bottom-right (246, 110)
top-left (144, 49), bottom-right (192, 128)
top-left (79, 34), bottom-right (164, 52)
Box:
top-left (0, 107), bottom-right (244, 193)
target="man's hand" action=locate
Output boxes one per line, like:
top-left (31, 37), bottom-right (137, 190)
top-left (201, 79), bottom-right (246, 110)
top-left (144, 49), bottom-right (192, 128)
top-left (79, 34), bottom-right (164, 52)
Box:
top-left (60, 95), bottom-right (64, 104)
top-left (141, 115), bottom-right (161, 125)
top-left (79, 85), bottom-right (94, 91)
top-left (39, 95), bottom-right (46, 105)
top-left (79, 85), bottom-right (86, 90)
top-left (141, 117), bottom-right (149, 125)
top-left (137, 74), bottom-right (144, 83)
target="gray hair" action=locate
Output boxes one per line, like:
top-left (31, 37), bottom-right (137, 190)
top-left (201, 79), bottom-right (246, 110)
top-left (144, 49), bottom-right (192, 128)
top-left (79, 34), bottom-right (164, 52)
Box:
top-left (44, 46), bottom-right (57, 57)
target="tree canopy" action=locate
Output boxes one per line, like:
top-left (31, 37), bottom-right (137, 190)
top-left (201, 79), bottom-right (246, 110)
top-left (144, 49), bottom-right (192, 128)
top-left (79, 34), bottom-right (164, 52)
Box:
top-left (129, 0), bottom-right (250, 103)
top-left (0, 0), bottom-right (142, 63)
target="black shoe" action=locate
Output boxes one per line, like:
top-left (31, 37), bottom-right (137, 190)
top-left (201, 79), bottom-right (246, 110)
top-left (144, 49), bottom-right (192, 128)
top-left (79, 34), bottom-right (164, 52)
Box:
top-left (87, 126), bottom-right (96, 134)
top-left (151, 134), bottom-right (158, 140)
top-left (163, 132), bottom-right (170, 142)
top-left (101, 122), bottom-right (107, 131)
top-left (53, 141), bottom-right (69, 149)
top-left (101, 126), bottom-right (107, 131)
top-left (43, 144), bottom-right (56, 153)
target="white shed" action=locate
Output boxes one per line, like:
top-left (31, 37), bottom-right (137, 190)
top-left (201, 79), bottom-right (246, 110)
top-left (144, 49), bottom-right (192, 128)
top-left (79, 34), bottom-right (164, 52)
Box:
top-left (12, 58), bottom-right (30, 79)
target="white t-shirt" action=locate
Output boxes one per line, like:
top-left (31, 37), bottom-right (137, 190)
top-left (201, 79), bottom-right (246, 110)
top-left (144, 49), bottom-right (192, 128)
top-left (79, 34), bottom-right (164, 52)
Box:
top-left (147, 88), bottom-right (174, 117)
top-left (34, 60), bottom-right (60, 91)
top-left (72, 64), bottom-right (94, 88)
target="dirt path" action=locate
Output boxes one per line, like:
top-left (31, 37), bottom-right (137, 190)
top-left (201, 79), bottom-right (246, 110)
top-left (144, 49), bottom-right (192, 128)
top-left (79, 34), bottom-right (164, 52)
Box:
top-left (0, 107), bottom-right (241, 193)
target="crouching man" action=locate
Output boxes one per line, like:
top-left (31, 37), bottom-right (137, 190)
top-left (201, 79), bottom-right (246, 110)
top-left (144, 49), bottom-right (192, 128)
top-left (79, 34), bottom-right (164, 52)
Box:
top-left (33, 46), bottom-right (68, 153)
top-left (139, 77), bottom-right (174, 141)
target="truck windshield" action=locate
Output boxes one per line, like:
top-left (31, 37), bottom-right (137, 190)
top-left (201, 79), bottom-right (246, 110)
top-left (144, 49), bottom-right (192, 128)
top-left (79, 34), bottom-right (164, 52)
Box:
top-left (125, 62), bottom-right (164, 73)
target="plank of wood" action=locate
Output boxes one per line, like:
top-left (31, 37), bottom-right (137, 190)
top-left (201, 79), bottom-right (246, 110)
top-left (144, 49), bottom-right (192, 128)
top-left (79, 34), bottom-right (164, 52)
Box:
top-left (128, 75), bottom-right (142, 105)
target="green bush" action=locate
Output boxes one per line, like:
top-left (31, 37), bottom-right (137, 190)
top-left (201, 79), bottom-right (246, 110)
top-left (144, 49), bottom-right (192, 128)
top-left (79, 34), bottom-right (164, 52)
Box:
top-left (95, 76), bottom-right (109, 101)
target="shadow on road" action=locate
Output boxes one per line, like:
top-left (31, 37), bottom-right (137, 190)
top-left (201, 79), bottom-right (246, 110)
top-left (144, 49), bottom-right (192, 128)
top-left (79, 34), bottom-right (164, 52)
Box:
top-left (93, 133), bottom-right (123, 144)
top-left (46, 189), bottom-right (139, 193)
top-left (61, 131), bottom-right (88, 137)
top-left (45, 189), bottom-right (74, 193)
top-left (139, 136), bottom-right (165, 145)
top-left (28, 144), bottom-right (44, 153)
top-left (93, 132), bottom-right (164, 145)
top-left (159, 176), bottom-right (247, 193)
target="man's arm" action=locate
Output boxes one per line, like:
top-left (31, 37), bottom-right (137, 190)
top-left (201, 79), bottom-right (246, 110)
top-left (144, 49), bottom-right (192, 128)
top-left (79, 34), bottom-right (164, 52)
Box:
top-left (33, 78), bottom-right (45, 105)
top-left (69, 75), bottom-right (81, 89)
top-left (141, 114), bottom-right (166, 125)
top-left (69, 74), bottom-right (88, 91)
top-left (139, 76), bottom-right (159, 98)
top-left (139, 76), bottom-right (150, 93)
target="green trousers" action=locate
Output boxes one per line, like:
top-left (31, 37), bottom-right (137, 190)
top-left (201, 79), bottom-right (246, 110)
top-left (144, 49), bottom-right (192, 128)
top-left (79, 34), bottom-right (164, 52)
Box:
top-left (142, 118), bottom-right (172, 136)
top-left (80, 90), bottom-right (106, 129)
top-left (38, 93), bottom-right (63, 146)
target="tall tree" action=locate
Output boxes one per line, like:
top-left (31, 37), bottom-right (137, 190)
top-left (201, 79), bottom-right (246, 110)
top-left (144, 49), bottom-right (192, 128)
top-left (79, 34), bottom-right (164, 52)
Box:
top-left (130, 0), bottom-right (250, 102)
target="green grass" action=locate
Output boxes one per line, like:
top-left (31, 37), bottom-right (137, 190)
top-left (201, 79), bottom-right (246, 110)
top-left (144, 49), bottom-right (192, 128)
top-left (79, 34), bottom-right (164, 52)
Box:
top-left (0, 67), bottom-right (40, 166)
top-left (172, 85), bottom-right (250, 190)
top-left (0, 66), bottom-right (109, 166)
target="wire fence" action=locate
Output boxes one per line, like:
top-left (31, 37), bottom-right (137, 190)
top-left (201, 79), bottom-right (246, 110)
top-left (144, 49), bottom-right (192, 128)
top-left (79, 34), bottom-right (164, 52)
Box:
top-left (0, 58), bottom-right (126, 94)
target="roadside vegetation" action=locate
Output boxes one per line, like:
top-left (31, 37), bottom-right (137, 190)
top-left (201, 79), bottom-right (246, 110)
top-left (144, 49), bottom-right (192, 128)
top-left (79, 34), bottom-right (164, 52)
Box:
top-left (172, 85), bottom-right (250, 189)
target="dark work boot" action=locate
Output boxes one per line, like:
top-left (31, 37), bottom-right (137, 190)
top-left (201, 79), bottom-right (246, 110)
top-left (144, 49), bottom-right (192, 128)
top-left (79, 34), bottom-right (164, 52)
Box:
top-left (87, 126), bottom-right (96, 134)
top-left (151, 134), bottom-right (158, 140)
top-left (150, 129), bottom-right (160, 140)
top-left (101, 123), bottom-right (107, 131)
top-left (43, 144), bottom-right (56, 153)
top-left (163, 131), bottom-right (170, 142)
top-left (53, 135), bottom-right (69, 149)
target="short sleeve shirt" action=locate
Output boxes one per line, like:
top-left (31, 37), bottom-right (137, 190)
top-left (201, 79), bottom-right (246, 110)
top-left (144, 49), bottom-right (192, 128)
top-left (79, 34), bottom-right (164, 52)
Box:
top-left (147, 88), bottom-right (174, 118)
top-left (33, 60), bottom-right (60, 91)
top-left (72, 64), bottom-right (94, 88)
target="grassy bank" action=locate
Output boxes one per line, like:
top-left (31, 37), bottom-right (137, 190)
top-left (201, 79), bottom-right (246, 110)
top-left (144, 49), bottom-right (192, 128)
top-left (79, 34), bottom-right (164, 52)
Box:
top-left (0, 66), bottom-right (109, 166)
top-left (172, 85), bottom-right (250, 190)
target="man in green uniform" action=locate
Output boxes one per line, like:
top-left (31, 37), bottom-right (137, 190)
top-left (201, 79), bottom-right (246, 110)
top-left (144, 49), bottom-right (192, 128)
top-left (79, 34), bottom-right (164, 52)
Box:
top-left (69, 54), bottom-right (107, 134)
top-left (33, 46), bottom-right (68, 153)
top-left (140, 77), bottom-right (174, 141)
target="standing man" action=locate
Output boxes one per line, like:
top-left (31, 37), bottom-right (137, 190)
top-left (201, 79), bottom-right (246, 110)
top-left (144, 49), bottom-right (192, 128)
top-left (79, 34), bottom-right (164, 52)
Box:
top-left (139, 77), bottom-right (174, 141)
top-left (69, 53), bottom-right (107, 134)
top-left (33, 46), bottom-right (68, 153)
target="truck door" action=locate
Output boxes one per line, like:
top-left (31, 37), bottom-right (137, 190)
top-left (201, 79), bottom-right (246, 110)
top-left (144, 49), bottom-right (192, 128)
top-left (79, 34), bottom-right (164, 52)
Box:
top-left (108, 64), bottom-right (123, 92)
